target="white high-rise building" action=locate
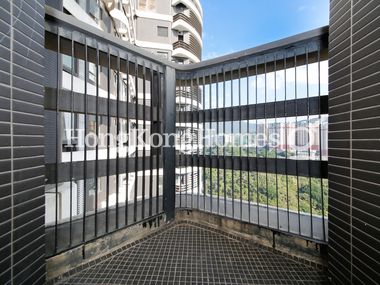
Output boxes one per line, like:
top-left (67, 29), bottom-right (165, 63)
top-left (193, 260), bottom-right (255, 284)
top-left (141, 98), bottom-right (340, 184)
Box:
top-left (59, 0), bottom-right (203, 63)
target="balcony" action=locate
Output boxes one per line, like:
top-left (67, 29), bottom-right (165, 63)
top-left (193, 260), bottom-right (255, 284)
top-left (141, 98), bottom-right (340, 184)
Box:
top-left (173, 36), bottom-right (202, 62)
top-left (104, 0), bottom-right (133, 38)
top-left (40, 7), bottom-right (331, 281)
top-left (176, 88), bottom-right (202, 107)
top-left (173, 12), bottom-right (203, 41)
top-left (3, 1), bottom-right (379, 284)
top-left (172, 0), bottom-right (203, 23)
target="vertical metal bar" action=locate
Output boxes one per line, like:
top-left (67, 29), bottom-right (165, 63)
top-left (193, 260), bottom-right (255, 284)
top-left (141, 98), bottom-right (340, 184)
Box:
top-left (185, 77), bottom-right (189, 208)
top-left (202, 72), bottom-right (206, 211)
top-left (246, 63), bottom-right (250, 224)
top-left (284, 51), bottom-right (290, 233)
top-left (82, 40), bottom-right (88, 244)
top-left (95, 45), bottom-right (99, 237)
top-left (54, 32), bottom-right (61, 253)
top-left (318, 45), bottom-right (326, 242)
top-left (238, 66), bottom-right (242, 221)
top-left (179, 78), bottom-right (182, 207)
top-left (231, 68), bottom-right (234, 218)
top-left (209, 74), bottom-right (212, 213)
top-left (106, 49), bottom-right (111, 233)
top-left (160, 72), bottom-right (165, 214)
top-left (156, 67), bottom-right (160, 215)
top-left (196, 75), bottom-right (200, 210)
top-left (149, 64), bottom-right (154, 218)
top-left (264, 56), bottom-right (269, 228)
top-left (223, 67), bottom-right (227, 216)
top-left (191, 74), bottom-right (194, 209)
top-left (125, 55), bottom-right (129, 226)
top-left (69, 37), bottom-right (74, 247)
top-left (255, 60), bottom-right (260, 226)
top-left (162, 66), bottom-right (176, 220)
top-left (216, 70), bottom-right (220, 215)
top-left (134, 59), bottom-right (138, 222)
top-left (189, 78), bottom-right (191, 206)
top-left (306, 46), bottom-right (313, 238)
top-left (141, 61), bottom-right (146, 220)
top-left (116, 53), bottom-right (120, 229)
top-left (274, 53), bottom-right (279, 231)
top-left (295, 50), bottom-right (301, 236)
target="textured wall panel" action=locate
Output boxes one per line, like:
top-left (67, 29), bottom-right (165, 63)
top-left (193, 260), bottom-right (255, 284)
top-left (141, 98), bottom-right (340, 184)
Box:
top-left (329, 0), bottom-right (380, 284)
top-left (0, 0), bottom-right (46, 284)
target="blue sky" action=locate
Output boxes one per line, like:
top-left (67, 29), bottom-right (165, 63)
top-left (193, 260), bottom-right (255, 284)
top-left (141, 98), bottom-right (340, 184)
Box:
top-left (201, 0), bottom-right (329, 60)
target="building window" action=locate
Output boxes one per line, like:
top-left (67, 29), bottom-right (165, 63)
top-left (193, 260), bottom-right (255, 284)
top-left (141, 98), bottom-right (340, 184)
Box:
top-left (75, 0), bottom-right (87, 10)
top-left (87, 0), bottom-right (101, 22)
top-left (178, 34), bottom-right (184, 41)
top-left (62, 54), bottom-right (78, 75)
top-left (88, 62), bottom-right (96, 83)
top-left (157, 26), bottom-right (168, 37)
top-left (139, 0), bottom-right (156, 11)
top-left (296, 129), bottom-right (309, 147)
top-left (157, 51), bottom-right (168, 59)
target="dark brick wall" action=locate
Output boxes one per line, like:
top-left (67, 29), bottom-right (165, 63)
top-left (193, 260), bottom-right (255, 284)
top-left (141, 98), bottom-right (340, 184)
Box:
top-left (0, 0), bottom-right (46, 284)
top-left (328, 0), bottom-right (380, 284)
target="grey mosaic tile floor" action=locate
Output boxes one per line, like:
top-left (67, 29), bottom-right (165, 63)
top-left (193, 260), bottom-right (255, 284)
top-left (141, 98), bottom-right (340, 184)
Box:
top-left (56, 223), bottom-right (328, 284)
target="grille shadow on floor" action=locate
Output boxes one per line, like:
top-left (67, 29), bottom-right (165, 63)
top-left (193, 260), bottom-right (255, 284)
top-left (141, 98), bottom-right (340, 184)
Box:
top-left (53, 222), bottom-right (328, 284)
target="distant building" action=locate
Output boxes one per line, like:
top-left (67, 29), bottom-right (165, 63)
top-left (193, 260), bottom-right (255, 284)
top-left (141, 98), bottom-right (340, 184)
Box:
top-left (57, 0), bottom-right (203, 63)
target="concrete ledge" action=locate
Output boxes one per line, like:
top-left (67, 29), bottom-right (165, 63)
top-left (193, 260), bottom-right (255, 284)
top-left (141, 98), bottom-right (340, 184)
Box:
top-left (47, 209), bottom-right (328, 281)
top-left (175, 209), bottom-right (328, 270)
top-left (46, 215), bottom-right (167, 281)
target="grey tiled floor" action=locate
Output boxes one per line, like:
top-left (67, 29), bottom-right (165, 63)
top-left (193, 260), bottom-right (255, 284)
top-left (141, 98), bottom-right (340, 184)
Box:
top-left (56, 223), bottom-right (328, 284)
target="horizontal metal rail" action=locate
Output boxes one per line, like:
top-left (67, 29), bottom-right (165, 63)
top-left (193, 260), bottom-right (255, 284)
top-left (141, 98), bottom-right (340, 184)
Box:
top-left (45, 157), bottom-right (163, 184)
top-left (45, 87), bottom-right (154, 120)
top-left (178, 96), bottom-right (328, 122)
top-left (177, 155), bottom-right (328, 179)
top-left (45, 6), bottom-right (328, 71)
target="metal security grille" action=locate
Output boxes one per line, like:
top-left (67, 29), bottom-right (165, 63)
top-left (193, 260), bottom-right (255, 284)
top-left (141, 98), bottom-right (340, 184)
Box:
top-left (42, 7), bottom-right (329, 258)
top-left (175, 28), bottom-right (329, 243)
top-left (43, 15), bottom-right (167, 256)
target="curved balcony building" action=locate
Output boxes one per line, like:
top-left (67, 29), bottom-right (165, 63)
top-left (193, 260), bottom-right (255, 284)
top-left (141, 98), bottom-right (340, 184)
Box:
top-left (172, 0), bottom-right (203, 63)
